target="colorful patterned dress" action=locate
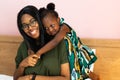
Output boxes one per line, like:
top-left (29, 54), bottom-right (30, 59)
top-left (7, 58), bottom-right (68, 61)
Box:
top-left (60, 18), bottom-right (97, 80)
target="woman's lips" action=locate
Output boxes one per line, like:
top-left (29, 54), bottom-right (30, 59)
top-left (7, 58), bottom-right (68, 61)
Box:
top-left (29, 30), bottom-right (37, 36)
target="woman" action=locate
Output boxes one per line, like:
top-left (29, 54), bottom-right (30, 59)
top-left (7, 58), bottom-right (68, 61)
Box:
top-left (13, 5), bottom-right (70, 80)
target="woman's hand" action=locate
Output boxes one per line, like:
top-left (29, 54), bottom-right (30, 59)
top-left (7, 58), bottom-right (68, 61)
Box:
top-left (19, 54), bottom-right (39, 68)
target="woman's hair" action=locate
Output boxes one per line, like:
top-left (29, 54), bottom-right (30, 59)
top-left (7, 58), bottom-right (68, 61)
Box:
top-left (39, 3), bottom-right (59, 42)
top-left (17, 5), bottom-right (45, 52)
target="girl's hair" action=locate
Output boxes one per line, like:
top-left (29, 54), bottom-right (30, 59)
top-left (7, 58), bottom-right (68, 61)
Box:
top-left (39, 3), bottom-right (59, 42)
top-left (39, 3), bottom-right (59, 20)
top-left (17, 5), bottom-right (45, 52)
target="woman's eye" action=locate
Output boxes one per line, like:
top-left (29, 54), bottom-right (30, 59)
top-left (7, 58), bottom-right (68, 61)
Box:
top-left (30, 20), bottom-right (36, 25)
top-left (22, 24), bottom-right (28, 29)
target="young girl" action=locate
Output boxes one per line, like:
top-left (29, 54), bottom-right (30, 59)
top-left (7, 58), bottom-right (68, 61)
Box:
top-left (36, 3), bottom-right (99, 80)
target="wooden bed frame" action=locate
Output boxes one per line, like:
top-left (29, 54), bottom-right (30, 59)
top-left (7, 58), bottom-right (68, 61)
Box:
top-left (0, 35), bottom-right (120, 80)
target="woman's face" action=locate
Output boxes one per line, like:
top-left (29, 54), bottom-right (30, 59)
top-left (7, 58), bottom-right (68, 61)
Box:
top-left (42, 16), bottom-right (60, 36)
top-left (21, 14), bottom-right (40, 39)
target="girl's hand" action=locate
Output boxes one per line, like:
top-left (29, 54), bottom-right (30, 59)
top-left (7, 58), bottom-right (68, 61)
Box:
top-left (36, 51), bottom-right (41, 58)
top-left (89, 71), bottom-right (100, 80)
top-left (29, 49), bottom-right (40, 59)
top-left (19, 54), bottom-right (39, 68)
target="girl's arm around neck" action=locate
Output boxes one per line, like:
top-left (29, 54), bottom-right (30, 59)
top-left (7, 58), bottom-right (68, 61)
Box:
top-left (36, 24), bottom-right (70, 57)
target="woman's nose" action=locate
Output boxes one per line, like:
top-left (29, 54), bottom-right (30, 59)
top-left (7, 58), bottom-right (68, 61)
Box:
top-left (28, 25), bottom-right (33, 30)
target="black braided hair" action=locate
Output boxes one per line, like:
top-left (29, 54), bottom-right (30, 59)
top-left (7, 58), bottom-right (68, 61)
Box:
top-left (17, 5), bottom-right (45, 52)
top-left (47, 3), bottom-right (55, 10)
top-left (39, 3), bottom-right (59, 20)
top-left (39, 3), bottom-right (59, 43)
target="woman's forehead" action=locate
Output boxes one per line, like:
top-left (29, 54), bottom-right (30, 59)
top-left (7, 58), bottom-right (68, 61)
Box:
top-left (21, 14), bottom-right (34, 23)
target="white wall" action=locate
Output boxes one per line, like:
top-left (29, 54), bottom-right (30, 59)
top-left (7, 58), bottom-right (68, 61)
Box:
top-left (0, 0), bottom-right (120, 39)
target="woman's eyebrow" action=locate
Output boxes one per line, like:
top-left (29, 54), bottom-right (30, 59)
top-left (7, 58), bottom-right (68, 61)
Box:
top-left (22, 18), bottom-right (35, 24)
top-left (30, 18), bottom-right (36, 22)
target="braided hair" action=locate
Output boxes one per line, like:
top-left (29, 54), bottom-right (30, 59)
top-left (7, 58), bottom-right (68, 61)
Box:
top-left (39, 3), bottom-right (59, 20)
top-left (17, 5), bottom-right (45, 52)
top-left (39, 3), bottom-right (59, 43)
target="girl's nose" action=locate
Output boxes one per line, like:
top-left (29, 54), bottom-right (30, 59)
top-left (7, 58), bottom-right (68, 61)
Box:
top-left (48, 27), bottom-right (53, 32)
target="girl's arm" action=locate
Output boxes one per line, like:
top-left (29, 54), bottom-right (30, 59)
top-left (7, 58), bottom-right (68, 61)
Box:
top-left (36, 24), bottom-right (70, 57)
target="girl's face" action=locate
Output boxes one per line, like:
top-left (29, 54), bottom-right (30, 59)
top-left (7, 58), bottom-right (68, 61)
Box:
top-left (21, 14), bottom-right (40, 39)
top-left (42, 15), bottom-right (60, 36)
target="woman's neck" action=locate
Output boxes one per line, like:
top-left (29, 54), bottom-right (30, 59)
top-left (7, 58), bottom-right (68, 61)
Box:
top-left (35, 37), bottom-right (40, 45)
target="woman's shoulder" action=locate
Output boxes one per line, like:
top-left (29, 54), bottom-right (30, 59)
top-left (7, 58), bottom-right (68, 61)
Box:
top-left (16, 40), bottom-right (28, 58)
top-left (18, 40), bottom-right (27, 50)
top-left (58, 39), bottom-right (66, 47)
top-left (57, 39), bottom-right (67, 52)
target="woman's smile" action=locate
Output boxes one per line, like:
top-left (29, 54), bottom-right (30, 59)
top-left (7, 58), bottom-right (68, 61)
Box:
top-left (29, 29), bottom-right (37, 36)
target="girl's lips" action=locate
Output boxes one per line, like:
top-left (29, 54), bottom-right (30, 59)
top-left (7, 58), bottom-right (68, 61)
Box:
top-left (52, 31), bottom-right (57, 35)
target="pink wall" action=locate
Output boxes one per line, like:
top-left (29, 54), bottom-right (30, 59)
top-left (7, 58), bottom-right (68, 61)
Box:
top-left (0, 0), bottom-right (120, 39)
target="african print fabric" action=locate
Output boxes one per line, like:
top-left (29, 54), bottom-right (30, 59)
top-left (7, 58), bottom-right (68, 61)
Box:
top-left (64, 29), bottom-right (97, 80)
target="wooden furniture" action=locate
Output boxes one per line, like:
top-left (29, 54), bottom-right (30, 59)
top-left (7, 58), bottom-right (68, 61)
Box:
top-left (0, 36), bottom-right (22, 76)
top-left (82, 39), bottom-right (120, 80)
top-left (0, 35), bottom-right (120, 80)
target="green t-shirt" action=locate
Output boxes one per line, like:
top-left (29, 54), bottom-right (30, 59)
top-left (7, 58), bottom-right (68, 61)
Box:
top-left (15, 39), bottom-right (68, 76)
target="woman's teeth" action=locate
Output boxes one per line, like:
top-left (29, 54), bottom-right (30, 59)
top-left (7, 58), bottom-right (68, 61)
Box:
top-left (30, 30), bottom-right (36, 35)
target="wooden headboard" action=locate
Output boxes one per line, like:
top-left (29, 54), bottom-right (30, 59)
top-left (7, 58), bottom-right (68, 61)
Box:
top-left (0, 35), bottom-right (120, 80)
top-left (82, 38), bottom-right (120, 80)
top-left (0, 35), bottom-right (22, 76)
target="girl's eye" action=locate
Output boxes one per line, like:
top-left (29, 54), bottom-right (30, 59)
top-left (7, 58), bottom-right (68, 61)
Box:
top-left (51, 24), bottom-right (55, 28)
top-left (45, 27), bottom-right (49, 30)
top-left (44, 24), bottom-right (55, 30)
